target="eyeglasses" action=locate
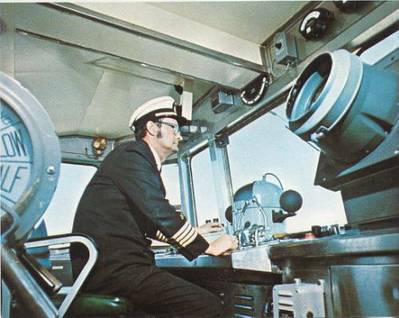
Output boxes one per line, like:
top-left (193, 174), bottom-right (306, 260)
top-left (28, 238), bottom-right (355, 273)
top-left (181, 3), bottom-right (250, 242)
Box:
top-left (157, 120), bottom-right (180, 135)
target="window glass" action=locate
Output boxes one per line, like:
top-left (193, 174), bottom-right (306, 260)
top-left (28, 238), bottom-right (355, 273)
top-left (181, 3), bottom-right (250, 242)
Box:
top-left (228, 105), bottom-right (346, 232)
top-left (43, 163), bottom-right (96, 235)
top-left (160, 163), bottom-right (181, 207)
top-left (191, 148), bottom-right (219, 226)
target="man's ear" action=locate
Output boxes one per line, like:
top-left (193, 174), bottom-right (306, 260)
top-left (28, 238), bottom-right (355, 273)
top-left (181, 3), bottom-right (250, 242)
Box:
top-left (145, 121), bottom-right (158, 136)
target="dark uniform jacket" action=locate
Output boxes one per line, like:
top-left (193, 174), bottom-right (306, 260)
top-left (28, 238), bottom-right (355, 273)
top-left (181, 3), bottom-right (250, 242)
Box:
top-left (72, 140), bottom-right (209, 292)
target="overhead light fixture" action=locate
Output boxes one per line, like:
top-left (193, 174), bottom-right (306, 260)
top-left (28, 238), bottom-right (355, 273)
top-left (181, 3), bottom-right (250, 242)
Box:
top-left (92, 136), bottom-right (107, 157)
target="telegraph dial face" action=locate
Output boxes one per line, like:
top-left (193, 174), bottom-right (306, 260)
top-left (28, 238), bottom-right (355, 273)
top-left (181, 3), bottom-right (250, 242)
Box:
top-left (0, 72), bottom-right (60, 243)
top-left (1, 99), bottom-right (34, 208)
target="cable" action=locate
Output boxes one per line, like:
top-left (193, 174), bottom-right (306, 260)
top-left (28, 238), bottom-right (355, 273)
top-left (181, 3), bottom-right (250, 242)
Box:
top-left (263, 173), bottom-right (284, 190)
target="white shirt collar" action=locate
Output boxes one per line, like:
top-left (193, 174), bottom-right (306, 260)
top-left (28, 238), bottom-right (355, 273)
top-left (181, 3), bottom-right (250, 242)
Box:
top-left (148, 143), bottom-right (162, 172)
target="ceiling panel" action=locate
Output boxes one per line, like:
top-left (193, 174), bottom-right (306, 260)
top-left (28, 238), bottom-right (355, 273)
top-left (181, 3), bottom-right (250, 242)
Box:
top-left (150, 1), bottom-right (308, 43)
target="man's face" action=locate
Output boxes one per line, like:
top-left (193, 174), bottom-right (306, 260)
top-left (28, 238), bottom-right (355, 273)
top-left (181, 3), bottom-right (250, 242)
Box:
top-left (155, 118), bottom-right (182, 154)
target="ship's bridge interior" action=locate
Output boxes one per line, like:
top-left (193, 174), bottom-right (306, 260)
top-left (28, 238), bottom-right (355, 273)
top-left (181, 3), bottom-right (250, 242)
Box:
top-left (1, 2), bottom-right (399, 318)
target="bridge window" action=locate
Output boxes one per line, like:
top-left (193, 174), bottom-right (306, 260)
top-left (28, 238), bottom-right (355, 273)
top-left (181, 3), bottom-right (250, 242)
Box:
top-left (227, 105), bottom-right (347, 232)
top-left (160, 163), bottom-right (181, 208)
top-left (43, 163), bottom-right (96, 235)
top-left (191, 148), bottom-right (219, 226)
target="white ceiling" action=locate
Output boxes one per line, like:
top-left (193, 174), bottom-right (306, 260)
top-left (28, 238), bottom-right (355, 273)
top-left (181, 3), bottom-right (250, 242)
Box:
top-left (150, 1), bottom-right (308, 43)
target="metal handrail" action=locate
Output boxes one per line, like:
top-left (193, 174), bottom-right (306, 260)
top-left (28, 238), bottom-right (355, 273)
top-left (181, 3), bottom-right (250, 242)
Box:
top-left (24, 233), bottom-right (99, 318)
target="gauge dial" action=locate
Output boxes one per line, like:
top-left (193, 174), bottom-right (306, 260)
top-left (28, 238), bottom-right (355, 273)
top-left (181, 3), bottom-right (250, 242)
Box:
top-left (1, 100), bottom-right (34, 208)
top-left (0, 72), bottom-right (60, 242)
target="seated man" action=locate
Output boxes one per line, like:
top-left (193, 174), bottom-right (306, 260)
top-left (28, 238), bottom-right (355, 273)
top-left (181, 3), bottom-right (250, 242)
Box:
top-left (72, 96), bottom-right (238, 317)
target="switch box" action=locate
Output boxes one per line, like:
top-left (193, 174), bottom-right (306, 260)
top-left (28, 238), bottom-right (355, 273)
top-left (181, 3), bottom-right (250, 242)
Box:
top-left (211, 89), bottom-right (237, 114)
top-left (273, 32), bottom-right (298, 65)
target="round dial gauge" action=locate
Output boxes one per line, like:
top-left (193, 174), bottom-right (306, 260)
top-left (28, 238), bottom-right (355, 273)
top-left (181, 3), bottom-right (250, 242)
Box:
top-left (1, 100), bottom-right (34, 208)
top-left (0, 72), bottom-right (60, 243)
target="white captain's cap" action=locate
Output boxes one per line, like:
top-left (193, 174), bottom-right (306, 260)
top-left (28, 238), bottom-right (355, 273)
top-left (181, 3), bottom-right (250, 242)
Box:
top-left (129, 96), bottom-right (187, 131)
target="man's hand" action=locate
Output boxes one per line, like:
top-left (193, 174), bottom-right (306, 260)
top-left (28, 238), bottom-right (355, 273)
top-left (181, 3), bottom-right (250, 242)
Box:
top-left (196, 222), bottom-right (224, 235)
top-left (205, 234), bottom-right (238, 256)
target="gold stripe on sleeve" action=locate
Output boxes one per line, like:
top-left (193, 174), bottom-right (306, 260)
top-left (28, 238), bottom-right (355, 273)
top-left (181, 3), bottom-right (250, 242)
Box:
top-left (171, 221), bottom-right (190, 241)
top-left (180, 228), bottom-right (198, 247)
top-left (156, 230), bottom-right (168, 242)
